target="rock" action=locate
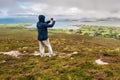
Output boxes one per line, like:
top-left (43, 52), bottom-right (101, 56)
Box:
top-left (58, 55), bottom-right (66, 58)
top-left (33, 51), bottom-right (56, 57)
top-left (66, 52), bottom-right (78, 57)
top-left (66, 54), bottom-right (72, 57)
top-left (42, 53), bottom-right (56, 57)
top-left (22, 47), bottom-right (28, 49)
top-left (23, 51), bottom-right (27, 53)
top-left (33, 51), bottom-right (40, 56)
top-left (71, 52), bottom-right (78, 55)
top-left (70, 57), bottom-right (74, 59)
top-left (1, 51), bottom-right (21, 58)
top-left (95, 59), bottom-right (108, 65)
top-left (0, 60), bottom-right (6, 63)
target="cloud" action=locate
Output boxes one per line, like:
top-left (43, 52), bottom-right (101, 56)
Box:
top-left (0, 0), bottom-right (120, 18)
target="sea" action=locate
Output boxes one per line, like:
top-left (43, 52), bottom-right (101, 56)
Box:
top-left (0, 18), bottom-right (120, 29)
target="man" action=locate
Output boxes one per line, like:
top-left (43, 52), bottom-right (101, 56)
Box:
top-left (37, 15), bottom-right (55, 57)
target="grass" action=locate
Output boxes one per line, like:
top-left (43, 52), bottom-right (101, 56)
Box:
top-left (0, 24), bottom-right (120, 80)
top-left (76, 25), bottom-right (120, 39)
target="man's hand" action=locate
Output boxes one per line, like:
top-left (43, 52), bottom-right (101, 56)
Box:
top-left (50, 18), bottom-right (54, 21)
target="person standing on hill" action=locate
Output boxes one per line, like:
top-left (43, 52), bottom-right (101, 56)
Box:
top-left (37, 15), bottom-right (55, 57)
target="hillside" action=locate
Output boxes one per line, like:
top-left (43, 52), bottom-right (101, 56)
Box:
top-left (0, 24), bottom-right (120, 80)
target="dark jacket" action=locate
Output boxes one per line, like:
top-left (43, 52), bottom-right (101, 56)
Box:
top-left (37, 15), bottom-right (55, 41)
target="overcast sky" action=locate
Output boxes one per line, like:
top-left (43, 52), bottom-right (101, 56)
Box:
top-left (0, 0), bottom-right (120, 18)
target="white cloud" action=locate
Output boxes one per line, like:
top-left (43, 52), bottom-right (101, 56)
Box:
top-left (0, 9), bottom-right (8, 18)
top-left (31, 4), bottom-right (48, 13)
top-left (111, 11), bottom-right (120, 18)
top-left (0, 0), bottom-right (120, 19)
top-left (43, 7), bottom-right (83, 16)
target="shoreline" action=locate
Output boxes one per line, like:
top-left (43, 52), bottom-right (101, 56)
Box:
top-left (0, 23), bottom-right (120, 30)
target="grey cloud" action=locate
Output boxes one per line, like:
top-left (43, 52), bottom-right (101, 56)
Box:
top-left (16, 0), bottom-right (120, 11)
top-left (0, 0), bottom-right (120, 18)
top-left (0, 0), bottom-right (20, 10)
top-left (44, 0), bottom-right (120, 11)
top-left (0, 0), bottom-right (120, 11)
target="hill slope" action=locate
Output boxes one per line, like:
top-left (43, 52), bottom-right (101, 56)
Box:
top-left (0, 25), bottom-right (120, 80)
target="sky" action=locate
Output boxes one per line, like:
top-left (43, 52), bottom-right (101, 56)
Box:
top-left (0, 0), bottom-right (120, 19)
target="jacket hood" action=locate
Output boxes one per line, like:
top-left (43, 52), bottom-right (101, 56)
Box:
top-left (38, 15), bottom-right (45, 22)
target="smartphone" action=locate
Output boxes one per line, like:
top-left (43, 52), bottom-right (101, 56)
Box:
top-left (51, 18), bottom-right (53, 21)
